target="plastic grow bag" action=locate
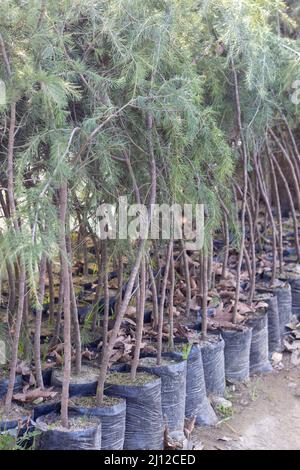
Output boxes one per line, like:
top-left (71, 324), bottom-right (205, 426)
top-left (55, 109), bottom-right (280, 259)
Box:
top-left (220, 327), bottom-right (252, 383)
top-left (138, 354), bottom-right (187, 435)
top-left (33, 398), bottom-right (61, 420)
top-left (200, 335), bottom-right (226, 397)
top-left (289, 278), bottom-right (300, 320)
top-left (69, 398), bottom-right (126, 450)
top-left (35, 412), bottom-right (101, 450)
top-left (267, 296), bottom-right (281, 353)
top-left (51, 366), bottom-right (99, 397)
top-left (275, 284), bottom-right (292, 336)
top-left (246, 312), bottom-right (272, 375)
top-left (173, 343), bottom-right (217, 426)
top-left (104, 374), bottom-right (164, 450)
top-left (0, 374), bottom-right (23, 399)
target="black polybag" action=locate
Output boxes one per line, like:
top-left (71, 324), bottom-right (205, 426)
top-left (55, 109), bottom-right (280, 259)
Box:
top-left (220, 327), bottom-right (252, 383)
top-left (267, 296), bottom-right (281, 353)
top-left (290, 278), bottom-right (300, 319)
top-left (33, 399), bottom-right (61, 420)
top-left (35, 411), bottom-right (101, 450)
top-left (200, 335), bottom-right (226, 397)
top-left (104, 374), bottom-right (164, 450)
top-left (0, 374), bottom-right (23, 399)
top-left (246, 312), bottom-right (272, 374)
top-left (174, 343), bottom-right (217, 426)
top-left (69, 398), bottom-right (126, 450)
top-left (138, 354), bottom-right (187, 435)
top-left (275, 284), bottom-right (292, 336)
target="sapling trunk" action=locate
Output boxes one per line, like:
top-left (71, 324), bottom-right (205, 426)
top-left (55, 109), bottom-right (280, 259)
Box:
top-left (100, 241), bottom-right (109, 354)
top-left (157, 240), bottom-right (173, 365)
top-left (168, 242), bottom-right (175, 350)
top-left (34, 254), bottom-right (47, 389)
top-left (116, 253), bottom-right (124, 316)
top-left (47, 260), bottom-right (55, 324)
top-left (147, 257), bottom-right (159, 328)
top-left (50, 265), bottom-right (64, 348)
top-left (221, 208), bottom-right (229, 279)
top-left (131, 255), bottom-right (146, 380)
top-left (66, 227), bottom-right (81, 375)
top-left (267, 151), bottom-right (283, 273)
top-left (181, 240), bottom-right (191, 318)
top-left (58, 183), bottom-right (71, 428)
top-left (207, 234), bottom-right (213, 289)
top-left (201, 248), bottom-right (208, 339)
top-left (235, 184), bottom-right (256, 303)
top-left (6, 261), bottom-right (16, 320)
top-left (92, 238), bottom-right (102, 330)
top-left (269, 128), bottom-right (300, 213)
top-left (96, 111), bottom-right (157, 403)
top-left (253, 153), bottom-right (277, 285)
top-left (270, 151), bottom-right (300, 260)
top-left (232, 60), bottom-right (248, 323)
top-left (4, 261), bottom-right (26, 413)
top-left (4, 100), bottom-right (27, 413)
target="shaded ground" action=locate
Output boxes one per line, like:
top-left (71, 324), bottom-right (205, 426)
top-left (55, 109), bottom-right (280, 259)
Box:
top-left (193, 355), bottom-right (300, 450)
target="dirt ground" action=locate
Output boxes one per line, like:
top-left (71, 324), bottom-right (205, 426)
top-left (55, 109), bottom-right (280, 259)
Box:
top-left (193, 354), bottom-right (300, 450)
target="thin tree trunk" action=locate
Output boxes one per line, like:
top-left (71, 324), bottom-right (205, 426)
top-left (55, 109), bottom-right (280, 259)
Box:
top-left (116, 253), bottom-right (124, 316)
top-left (34, 254), bottom-right (47, 389)
top-left (267, 151), bottom-right (283, 273)
top-left (96, 111), bottom-right (157, 403)
top-left (235, 184), bottom-right (256, 303)
top-left (47, 260), bottom-right (55, 324)
top-left (181, 240), bottom-right (191, 318)
top-left (201, 249), bottom-right (208, 338)
top-left (4, 262), bottom-right (25, 413)
top-left (58, 183), bottom-right (71, 428)
top-left (131, 255), bottom-right (146, 379)
top-left (157, 240), bottom-right (173, 365)
top-left (100, 241), bottom-right (110, 355)
top-left (270, 151), bottom-right (300, 260)
top-left (221, 210), bottom-right (229, 279)
top-left (269, 128), bottom-right (300, 213)
top-left (147, 257), bottom-right (159, 328)
top-left (168, 242), bottom-right (175, 350)
top-left (66, 227), bottom-right (81, 375)
top-left (232, 60), bottom-right (248, 323)
top-left (253, 153), bottom-right (277, 284)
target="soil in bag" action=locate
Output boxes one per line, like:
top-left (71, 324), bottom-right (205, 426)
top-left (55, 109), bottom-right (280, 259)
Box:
top-left (104, 371), bottom-right (164, 450)
top-left (246, 311), bottom-right (272, 375)
top-left (35, 411), bottom-right (101, 450)
top-left (138, 354), bottom-right (186, 437)
top-left (173, 342), bottom-right (217, 426)
top-left (220, 327), bottom-right (252, 383)
top-left (51, 364), bottom-right (99, 397)
top-left (68, 395), bottom-right (126, 450)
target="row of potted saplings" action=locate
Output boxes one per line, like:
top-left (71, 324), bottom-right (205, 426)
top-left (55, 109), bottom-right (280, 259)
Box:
top-left (0, 281), bottom-right (295, 450)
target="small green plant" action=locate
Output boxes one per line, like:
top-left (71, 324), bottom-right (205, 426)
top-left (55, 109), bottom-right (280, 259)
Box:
top-left (181, 343), bottom-right (192, 360)
top-left (0, 429), bottom-right (41, 450)
top-left (216, 404), bottom-right (233, 418)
